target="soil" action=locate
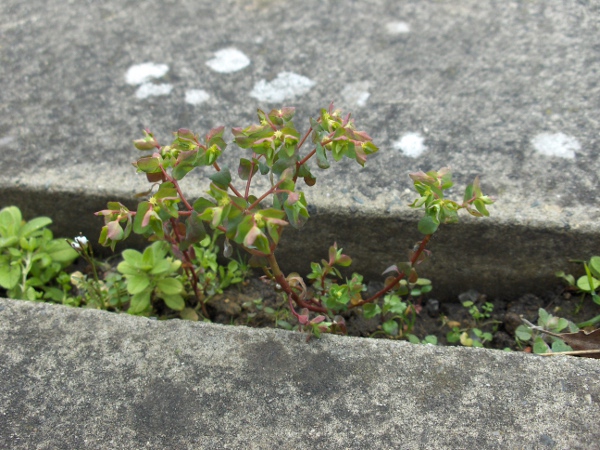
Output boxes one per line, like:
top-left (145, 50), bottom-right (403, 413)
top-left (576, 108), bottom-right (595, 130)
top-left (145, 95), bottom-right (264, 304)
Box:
top-left (204, 274), bottom-right (600, 351)
top-left (7, 255), bottom-right (599, 352)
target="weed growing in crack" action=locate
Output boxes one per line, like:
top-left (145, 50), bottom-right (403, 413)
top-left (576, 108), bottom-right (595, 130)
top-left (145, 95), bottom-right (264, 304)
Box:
top-left (96, 104), bottom-right (494, 339)
top-left (0, 206), bottom-right (78, 301)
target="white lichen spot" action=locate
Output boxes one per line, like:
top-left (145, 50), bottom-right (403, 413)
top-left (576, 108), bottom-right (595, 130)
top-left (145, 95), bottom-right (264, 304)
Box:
top-left (125, 63), bottom-right (169, 85)
top-left (135, 83), bottom-right (173, 99)
top-left (250, 72), bottom-right (315, 103)
top-left (185, 89), bottom-right (210, 105)
top-left (532, 132), bottom-right (579, 159)
top-left (206, 48), bottom-right (250, 73)
top-left (386, 21), bottom-right (410, 34)
top-left (393, 133), bottom-right (427, 158)
top-left (341, 82), bottom-right (370, 107)
top-left (0, 136), bottom-right (15, 147)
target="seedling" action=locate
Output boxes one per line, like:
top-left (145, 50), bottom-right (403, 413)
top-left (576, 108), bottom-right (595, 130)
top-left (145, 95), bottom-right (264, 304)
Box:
top-left (557, 256), bottom-right (600, 319)
top-left (516, 308), bottom-right (579, 354)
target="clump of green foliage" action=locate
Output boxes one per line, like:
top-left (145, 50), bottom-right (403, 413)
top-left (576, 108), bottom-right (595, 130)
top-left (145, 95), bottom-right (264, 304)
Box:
top-left (556, 256), bottom-right (600, 322)
top-left (515, 308), bottom-right (579, 354)
top-left (0, 206), bottom-right (78, 300)
top-left (446, 299), bottom-right (498, 348)
top-left (0, 206), bottom-right (245, 319)
top-left (97, 104), bottom-right (494, 339)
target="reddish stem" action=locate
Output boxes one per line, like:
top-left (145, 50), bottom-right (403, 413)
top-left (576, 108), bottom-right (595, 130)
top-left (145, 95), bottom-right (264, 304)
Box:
top-left (244, 155), bottom-right (257, 199)
top-left (161, 167), bottom-right (193, 211)
top-left (351, 234), bottom-right (433, 308)
top-left (167, 218), bottom-right (209, 317)
top-left (247, 179), bottom-right (286, 211)
top-left (266, 254), bottom-right (328, 313)
top-left (213, 161), bottom-right (243, 198)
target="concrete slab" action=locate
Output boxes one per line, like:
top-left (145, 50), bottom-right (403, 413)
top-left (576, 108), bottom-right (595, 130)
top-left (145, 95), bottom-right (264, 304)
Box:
top-left (1, 1), bottom-right (599, 296)
top-left (1, 298), bottom-right (599, 449)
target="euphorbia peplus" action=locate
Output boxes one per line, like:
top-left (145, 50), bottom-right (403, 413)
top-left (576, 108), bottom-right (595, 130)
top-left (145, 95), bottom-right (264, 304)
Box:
top-left (96, 104), bottom-right (493, 337)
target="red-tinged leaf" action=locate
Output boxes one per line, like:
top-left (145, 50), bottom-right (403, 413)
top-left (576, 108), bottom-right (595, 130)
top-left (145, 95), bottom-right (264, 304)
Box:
top-left (286, 191), bottom-right (299, 205)
top-left (243, 225), bottom-right (262, 247)
top-left (141, 207), bottom-right (155, 228)
top-left (310, 315), bottom-right (326, 325)
top-left (303, 175), bottom-right (316, 186)
top-left (409, 171), bottom-right (432, 184)
top-left (408, 268), bottom-right (419, 283)
top-left (382, 264), bottom-right (399, 276)
top-left (146, 171), bottom-right (165, 183)
top-left (106, 220), bottom-right (123, 240)
top-left (336, 254), bottom-right (352, 267)
top-left (297, 311), bottom-right (310, 326)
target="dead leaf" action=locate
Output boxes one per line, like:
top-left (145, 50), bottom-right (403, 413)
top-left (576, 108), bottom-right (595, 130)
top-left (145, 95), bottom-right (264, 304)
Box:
top-left (522, 318), bottom-right (600, 358)
top-left (551, 329), bottom-right (600, 358)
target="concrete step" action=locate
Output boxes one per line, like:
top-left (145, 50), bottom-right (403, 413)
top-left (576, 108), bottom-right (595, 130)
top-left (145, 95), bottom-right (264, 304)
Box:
top-left (1, 0), bottom-right (599, 298)
top-left (1, 298), bottom-right (599, 449)
top-left (1, 0), bottom-right (600, 448)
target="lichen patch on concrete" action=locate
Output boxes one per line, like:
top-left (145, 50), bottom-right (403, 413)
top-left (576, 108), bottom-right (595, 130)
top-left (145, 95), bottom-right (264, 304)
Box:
top-left (125, 62), bottom-right (169, 85)
top-left (206, 48), bottom-right (251, 73)
top-left (185, 89), bottom-right (210, 105)
top-left (135, 83), bottom-right (173, 99)
top-left (532, 132), bottom-right (579, 159)
top-left (386, 21), bottom-right (410, 34)
top-left (393, 132), bottom-right (427, 158)
top-left (341, 82), bottom-right (370, 107)
top-left (250, 72), bottom-right (315, 103)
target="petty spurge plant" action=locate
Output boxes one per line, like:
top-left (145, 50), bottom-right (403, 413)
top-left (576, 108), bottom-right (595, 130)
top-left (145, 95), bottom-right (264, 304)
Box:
top-left (96, 104), bottom-right (494, 338)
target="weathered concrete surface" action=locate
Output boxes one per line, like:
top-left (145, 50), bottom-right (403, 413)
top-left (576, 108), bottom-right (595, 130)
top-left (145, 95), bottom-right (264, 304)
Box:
top-left (0, 2), bottom-right (599, 295)
top-left (1, 298), bottom-right (599, 450)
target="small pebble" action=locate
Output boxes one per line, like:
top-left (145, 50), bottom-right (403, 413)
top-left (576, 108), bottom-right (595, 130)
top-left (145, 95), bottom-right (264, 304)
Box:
top-left (426, 298), bottom-right (439, 317)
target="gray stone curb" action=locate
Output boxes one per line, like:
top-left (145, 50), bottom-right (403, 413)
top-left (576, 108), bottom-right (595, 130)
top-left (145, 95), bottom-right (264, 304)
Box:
top-left (1, 298), bottom-right (599, 449)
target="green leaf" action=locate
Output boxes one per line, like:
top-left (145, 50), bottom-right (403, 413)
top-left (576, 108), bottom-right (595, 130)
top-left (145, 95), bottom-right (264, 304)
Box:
top-left (423, 335), bottom-right (438, 345)
top-left (172, 150), bottom-right (199, 180)
top-left (407, 334), bottom-right (420, 344)
top-left (162, 294), bottom-right (185, 311)
top-left (20, 217), bottom-right (52, 238)
top-left (206, 126), bottom-right (226, 149)
top-left (126, 275), bottom-right (150, 294)
top-left (116, 261), bottom-right (139, 276)
top-left (128, 291), bottom-right (151, 314)
top-left (533, 337), bottom-right (549, 354)
top-left (0, 206), bottom-right (22, 237)
top-left (135, 155), bottom-right (161, 173)
top-left (363, 303), bottom-right (381, 319)
top-left (45, 240), bottom-right (78, 265)
top-left (551, 339), bottom-right (573, 353)
top-left (180, 307), bottom-right (199, 321)
top-left (0, 236), bottom-right (18, 248)
top-left (209, 167), bottom-right (232, 189)
top-left (473, 199), bottom-right (489, 217)
top-left (576, 275), bottom-right (600, 293)
top-left (238, 158), bottom-right (258, 180)
top-left (121, 248), bottom-right (143, 267)
top-left (150, 259), bottom-right (177, 275)
top-left (589, 256), bottom-right (600, 279)
top-left (0, 264), bottom-right (20, 289)
top-left (316, 143), bottom-right (330, 169)
top-left (382, 319), bottom-right (399, 336)
top-left (179, 212), bottom-right (207, 250)
top-left (463, 184), bottom-right (474, 202)
top-left (417, 215), bottom-right (439, 235)
top-left (157, 278), bottom-right (183, 295)
top-left (515, 325), bottom-right (532, 341)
